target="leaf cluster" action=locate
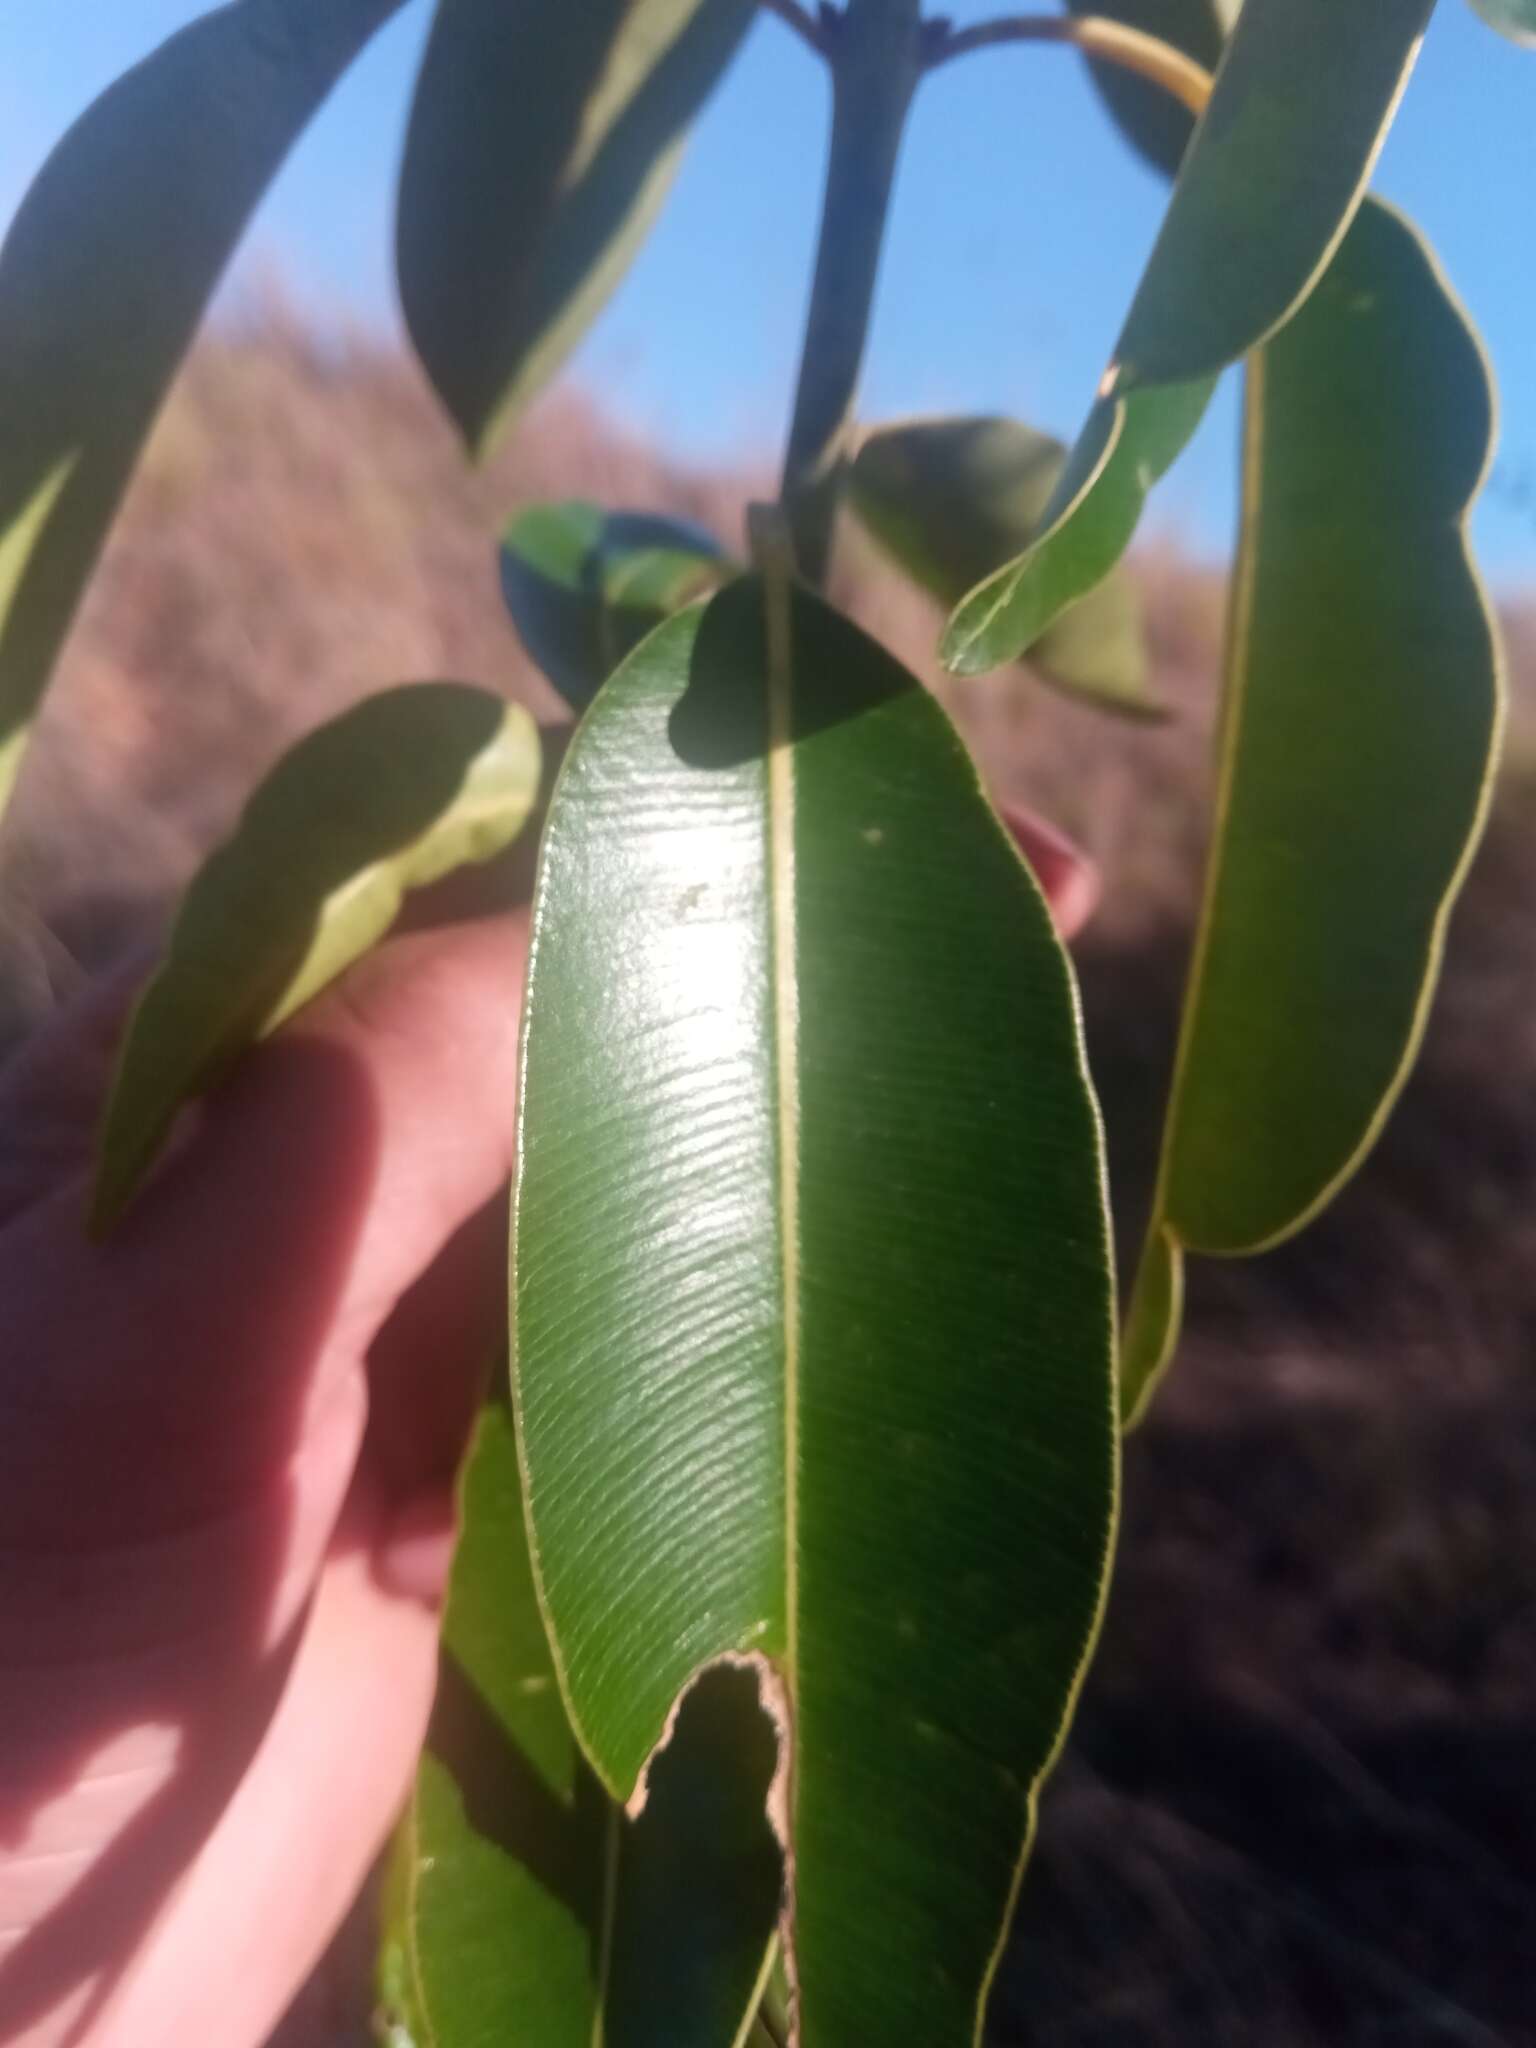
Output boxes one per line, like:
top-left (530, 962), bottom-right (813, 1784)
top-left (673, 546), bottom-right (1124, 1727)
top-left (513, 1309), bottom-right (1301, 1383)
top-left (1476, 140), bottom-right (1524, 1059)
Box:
top-left (0, 0), bottom-right (1518, 2041)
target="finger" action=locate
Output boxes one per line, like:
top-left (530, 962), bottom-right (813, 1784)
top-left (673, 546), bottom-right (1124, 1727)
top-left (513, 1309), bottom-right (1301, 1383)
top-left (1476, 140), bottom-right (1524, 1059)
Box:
top-left (997, 801), bottom-right (1101, 942)
top-left (167, 907), bottom-right (529, 1365)
top-left (79, 1471), bottom-right (441, 2048)
top-left (1, 913), bottom-right (528, 1544)
top-left (364, 1189), bottom-right (507, 1506)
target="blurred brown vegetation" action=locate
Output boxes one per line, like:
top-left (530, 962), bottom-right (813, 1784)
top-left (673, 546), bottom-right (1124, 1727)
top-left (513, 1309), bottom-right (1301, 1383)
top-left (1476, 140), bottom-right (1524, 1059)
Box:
top-left (1, 312), bottom-right (1533, 2044)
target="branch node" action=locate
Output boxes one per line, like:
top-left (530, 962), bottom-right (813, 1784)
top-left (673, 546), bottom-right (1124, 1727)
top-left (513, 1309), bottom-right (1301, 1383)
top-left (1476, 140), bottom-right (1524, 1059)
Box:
top-left (760, 0), bottom-right (832, 58)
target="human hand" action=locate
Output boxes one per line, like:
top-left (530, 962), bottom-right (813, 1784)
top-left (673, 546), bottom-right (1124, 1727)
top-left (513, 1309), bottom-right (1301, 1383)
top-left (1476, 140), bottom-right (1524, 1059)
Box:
top-left (0, 912), bottom-right (529, 2048)
top-left (0, 789), bottom-right (1093, 2048)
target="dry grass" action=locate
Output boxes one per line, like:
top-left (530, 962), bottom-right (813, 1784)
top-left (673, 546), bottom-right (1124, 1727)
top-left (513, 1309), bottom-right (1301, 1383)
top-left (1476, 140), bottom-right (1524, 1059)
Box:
top-left (2, 314), bottom-right (1533, 2045)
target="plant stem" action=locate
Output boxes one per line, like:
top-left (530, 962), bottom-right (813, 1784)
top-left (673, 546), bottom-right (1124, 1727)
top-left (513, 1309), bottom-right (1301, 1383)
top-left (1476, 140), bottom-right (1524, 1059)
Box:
top-left (923, 13), bottom-right (1213, 114)
top-left (778, 0), bottom-right (924, 586)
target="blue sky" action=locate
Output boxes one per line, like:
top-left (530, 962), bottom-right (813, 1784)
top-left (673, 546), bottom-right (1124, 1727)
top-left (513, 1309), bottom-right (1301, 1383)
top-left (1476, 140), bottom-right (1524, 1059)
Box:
top-left (1, 2), bottom-right (1532, 580)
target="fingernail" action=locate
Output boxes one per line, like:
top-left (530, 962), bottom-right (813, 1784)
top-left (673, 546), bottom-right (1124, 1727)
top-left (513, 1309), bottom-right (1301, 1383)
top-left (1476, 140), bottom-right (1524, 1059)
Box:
top-left (375, 1488), bottom-right (458, 1605)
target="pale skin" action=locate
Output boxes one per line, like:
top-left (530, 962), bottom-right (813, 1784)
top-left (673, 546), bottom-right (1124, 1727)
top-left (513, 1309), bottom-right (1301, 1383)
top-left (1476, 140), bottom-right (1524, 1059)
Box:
top-left (0, 806), bottom-right (1091, 2048)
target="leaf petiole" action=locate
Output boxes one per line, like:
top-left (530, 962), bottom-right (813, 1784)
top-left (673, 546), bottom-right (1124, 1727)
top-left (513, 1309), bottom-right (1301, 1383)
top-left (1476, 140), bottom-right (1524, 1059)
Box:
top-left (921, 11), bottom-right (1214, 114)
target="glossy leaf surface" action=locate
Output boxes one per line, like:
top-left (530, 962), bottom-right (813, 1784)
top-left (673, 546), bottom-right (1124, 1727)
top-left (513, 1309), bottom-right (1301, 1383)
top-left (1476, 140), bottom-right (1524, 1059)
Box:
top-left (940, 378), bottom-right (1213, 678)
top-left (501, 499), bottom-right (733, 712)
top-left (94, 684), bottom-right (539, 1229)
top-left (514, 578), bottom-right (1117, 2043)
top-left (379, 1401), bottom-right (781, 2048)
top-left (0, 0), bottom-right (400, 819)
top-left (851, 416), bottom-right (1159, 716)
top-left (1066, 0), bottom-right (1237, 175)
top-left (398, 0), bottom-right (754, 458)
top-left (1468, 0), bottom-right (1536, 40)
top-left (1111, 0), bottom-right (1433, 388)
top-left (1121, 200), bottom-right (1501, 1424)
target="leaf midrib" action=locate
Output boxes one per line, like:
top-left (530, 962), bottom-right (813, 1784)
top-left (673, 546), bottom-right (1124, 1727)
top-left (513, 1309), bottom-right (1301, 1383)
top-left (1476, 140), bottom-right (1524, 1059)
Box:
top-left (762, 567), bottom-right (801, 1693)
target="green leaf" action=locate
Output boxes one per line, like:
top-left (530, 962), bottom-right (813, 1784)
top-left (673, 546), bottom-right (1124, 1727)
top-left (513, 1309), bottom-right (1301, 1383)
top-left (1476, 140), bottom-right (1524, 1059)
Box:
top-left (1111, 0), bottom-right (1434, 389)
top-left (939, 377), bottom-right (1213, 678)
top-left (93, 683), bottom-right (539, 1231)
top-left (1066, 0), bottom-right (1238, 176)
top-left (1120, 198), bottom-right (1502, 1426)
top-left (1468, 0), bottom-right (1536, 42)
top-left (398, 0), bottom-right (755, 459)
top-left (501, 499), bottom-right (734, 712)
top-left (850, 417), bottom-right (1161, 717)
top-left (379, 1399), bottom-right (781, 2048)
top-left (0, 0), bottom-right (401, 821)
top-left (941, 0), bottom-right (1430, 682)
top-left (513, 577), bottom-right (1118, 2043)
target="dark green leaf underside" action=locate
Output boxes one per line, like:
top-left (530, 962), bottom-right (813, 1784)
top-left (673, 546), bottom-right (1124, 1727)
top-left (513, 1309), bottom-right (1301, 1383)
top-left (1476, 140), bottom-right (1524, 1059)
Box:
top-left (93, 683), bottom-right (539, 1229)
top-left (1467, 0), bottom-right (1536, 44)
top-left (379, 1399), bottom-right (781, 2048)
top-left (514, 577), bottom-right (1117, 2043)
top-left (0, 0), bottom-right (398, 818)
top-left (1066, 0), bottom-right (1236, 175)
top-left (501, 499), bottom-right (732, 711)
top-left (1121, 199), bottom-right (1501, 1423)
top-left (398, 0), bottom-right (754, 456)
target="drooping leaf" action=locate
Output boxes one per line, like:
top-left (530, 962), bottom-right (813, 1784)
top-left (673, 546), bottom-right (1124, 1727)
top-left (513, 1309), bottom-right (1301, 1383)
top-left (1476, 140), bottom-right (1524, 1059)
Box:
top-left (0, 0), bottom-right (402, 820)
top-left (398, 0), bottom-right (755, 458)
top-left (1468, 0), bottom-right (1536, 41)
top-left (93, 684), bottom-right (539, 1230)
top-left (1120, 198), bottom-right (1501, 1425)
top-left (513, 577), bottom-right (1118, 2044)
top-left (1110, 0), bottom-right (1434, 389)
top-left (379, 1398), bottom-right (781, 2048)
top-left (1065, 0), bottom-right (1238, 176)
top-left (942, 0), bottom-right (1431, 681)
top-left (851, 416), bottom-right (1161, 716)
top-left (501, 499), bottom-right (734, 712)
top-left (939, 377), bottom-right (1213, 678)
